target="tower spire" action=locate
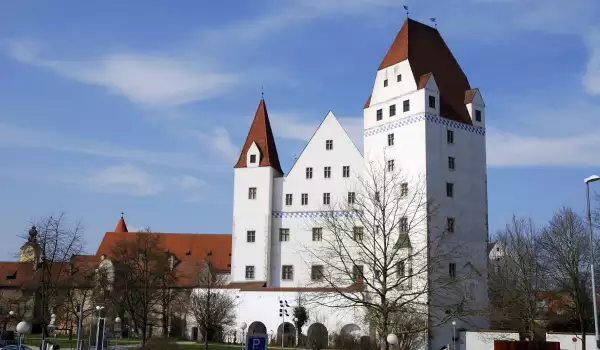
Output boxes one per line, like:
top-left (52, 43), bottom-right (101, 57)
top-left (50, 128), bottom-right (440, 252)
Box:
top-left (114, 214), bottom-right (129, 233)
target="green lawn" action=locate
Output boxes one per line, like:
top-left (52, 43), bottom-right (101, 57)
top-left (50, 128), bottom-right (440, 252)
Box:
top-left (23, 336), bottom-right (140, 348)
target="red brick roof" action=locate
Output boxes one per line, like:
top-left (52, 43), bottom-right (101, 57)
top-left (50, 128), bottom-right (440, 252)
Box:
top-left (234, 98), bottom-right (283, 174)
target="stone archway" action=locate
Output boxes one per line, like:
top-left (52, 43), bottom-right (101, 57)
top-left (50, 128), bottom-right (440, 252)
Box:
top-left (341, 323), bottom-right (361, 336)
top-left (277, 322), bottom-right (296, 347)
top-left (247, 321), bottom-right (267, 335)
top-left (307, 323), bottom-right (328, 349)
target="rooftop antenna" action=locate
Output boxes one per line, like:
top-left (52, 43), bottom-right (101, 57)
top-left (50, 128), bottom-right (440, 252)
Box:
top-left (430, 17), bottom-right (437, 28)
top-left (403, 5), bottom-right (409, 18)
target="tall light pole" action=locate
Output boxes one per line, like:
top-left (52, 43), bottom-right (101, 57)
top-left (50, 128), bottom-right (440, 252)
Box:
top-left (451, 321), bottom-right (456, 350)
top-left (585, 175), bottom-right (600, 350)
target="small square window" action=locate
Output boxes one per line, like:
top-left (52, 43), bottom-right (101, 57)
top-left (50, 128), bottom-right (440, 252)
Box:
top-left (248, 187), bottom-right (257, 200)
top-left (312, 228), bottom-right (323, 241)
top-left (446, 183), bottom-right (454, 198)
top-left (449, 263), bottom-right (456, 278)
top-left (245, 266), bottom-right (255, 279)
top-left (447, 217), bottom-right (455, 233)
top-left (383, 79), bottom-right (388, 87)
top-left (475, 110), bottom-right (482, 122)
top-left (400, 217), bottom-right (408, 233)
top-left (247, 230), bottom-right (256, 243)
top-left (306, 167), bottom-right (313, 179)
top-left (348, 192), bottom-right (356, 204)
top-left (323, 193), bottom-right (330, 205)
top-left (448, 157), bottom-right (455, 170)
top-left (429, 96), bottom-right (436, 109)
top-left (388, 133), bottom-right (394, 146)
top-left (387, 160), bottom-right (395, 172)
top-left (397, 74), bottom-right (402, 82)
top-left (311, 265), bottom-right (324, 281)
top-left (353, 226), bottom-right (363, 241)
top-left (325, 140), bottom-right (333, 150)
top-left (249, 154), bottom-right (257, 163)
top-left (352, 265), bottom-right (364, 282)
top-left (343, 166), bottom-right (350, 178)
top-left (279, 228), bottom-right (290, 242)
top-left (301, 193), bottom-right (308, 205)
top-left (324, 166), bottom-right (331, 178)
top-left (401, 183), bottom-right (408, 197)
top-left (376, 109), bottom-right (383, 121)
top-left (282, 265), bottom-right (294, 280)
top-left (389, 104), bottom-right (396, 117)
top-left (403, 100), bottom-right (410, 112)
top-left (447, 130), bottom-right (454, 144)
top-left (285, 194), bottom-right (293, 206)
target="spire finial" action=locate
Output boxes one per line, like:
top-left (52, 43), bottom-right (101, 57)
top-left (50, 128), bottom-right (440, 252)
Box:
top-left (403, 5), bottom-right (409, 18)
top-left (121, 212), bottom-right (124, 218)
top-left (261, 86), bottom-right (264, 99)
top-left (430, 17), bottom-right (437, 28)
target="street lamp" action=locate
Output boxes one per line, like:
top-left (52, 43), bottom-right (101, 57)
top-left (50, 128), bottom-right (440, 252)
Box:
top-left (451, 321), bottom-right (457, 350)
top-left (585, 175), bottom-right (600, 350)
top-left (115, 317), bottom-right (122, 349)
top-left (16, 320), bottom-right (30, 349)
top-left (240, 322), bottom-right (247, 350)
top-left (387, 333), bottom-right (398, 349)
top-left (8, 311), bottom-right (15, 317)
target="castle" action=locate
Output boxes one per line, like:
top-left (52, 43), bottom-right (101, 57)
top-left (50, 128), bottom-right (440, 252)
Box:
top-left (1, 17), bottom-right (489, 349)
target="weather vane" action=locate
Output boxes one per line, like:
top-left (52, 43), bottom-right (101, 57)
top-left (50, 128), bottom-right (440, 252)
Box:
top-left (430, 17), bottom-right (437, 28)
top-left (403, 5), bottom-right (409, 18)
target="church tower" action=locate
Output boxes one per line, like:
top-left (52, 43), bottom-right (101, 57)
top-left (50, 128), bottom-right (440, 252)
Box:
top-left (20, 225), bottom-right (40, 263)
top-left (363, 19), bottom-right (489, 348)
top-left (231, 98), bottom-right (282, 283)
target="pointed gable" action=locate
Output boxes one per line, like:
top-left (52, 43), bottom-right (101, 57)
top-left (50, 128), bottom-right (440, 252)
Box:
top-left (234, 98), bottom-right (283, 174)
top-left (114, 215), bottom-right (128, 233)
top-left (375, 18), bottom-right (472, 124)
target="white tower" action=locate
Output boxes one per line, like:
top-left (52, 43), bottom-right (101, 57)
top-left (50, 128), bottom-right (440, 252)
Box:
top-left (363, 19), bottom-right (489, 348)
top-left (231, 98), bottom-right (283, 284)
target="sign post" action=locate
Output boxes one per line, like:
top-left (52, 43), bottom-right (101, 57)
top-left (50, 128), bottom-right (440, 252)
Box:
top-left (246, 333), bottom-right (267, 350)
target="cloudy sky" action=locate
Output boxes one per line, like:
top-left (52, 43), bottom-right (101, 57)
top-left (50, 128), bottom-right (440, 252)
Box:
top-left (1, 0), bottom-right (599, 259)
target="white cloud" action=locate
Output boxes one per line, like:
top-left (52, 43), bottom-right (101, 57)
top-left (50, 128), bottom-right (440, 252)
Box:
top-left (583, 29), bottom-right (600, 96)
top-left (82, 164), bottom-right (162, 196)
top-left (5, 40), bottom-right (239, 107)
top-left (191, 127), bottom-right (239, 162)
top-left (176, 174), bottom-right (207, 190)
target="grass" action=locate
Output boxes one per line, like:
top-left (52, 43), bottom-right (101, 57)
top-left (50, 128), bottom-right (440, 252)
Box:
top-left (22, 335), bottom-right (140, 348)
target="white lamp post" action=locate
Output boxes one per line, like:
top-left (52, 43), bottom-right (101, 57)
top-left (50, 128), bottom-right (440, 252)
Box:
top-left (451, 321), bottom-right (457, 350)
top-left (115, 317), bottom-right (122, 349)
top-left (8, 311), bottom-right (15, 317)
top-left (16, 320), bottom-right (31, 349)
top-left (586, 175), bottom-right (600, 350)
top-left (240, 322), bottom-right (247, 350)
top-left (387, 333), bottom-right (398, 349)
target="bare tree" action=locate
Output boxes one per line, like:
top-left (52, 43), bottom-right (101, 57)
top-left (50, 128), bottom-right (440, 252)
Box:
top-left (302, 163), bottom-right (471, 349)
top-left (539, 207), bottom-right (593, 348)
top-left (488, 216), bottom-right (547, 340)
top-left (190, 259), bottom-right (236, 350)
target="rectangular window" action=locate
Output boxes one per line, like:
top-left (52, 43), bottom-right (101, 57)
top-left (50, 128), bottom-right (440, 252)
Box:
top-left (375, 270), bottom-right (381, 280)
top-left (312, 227), bottom-right (323, 242)
top-left (400, 217), bottom-right (408, 233)
top-left (248, 187), bottom-right (257, 200)
top-left (401, 183), bottom-right (408, 197)
top-left (375, 191), bottom-right (380, 202)
top-left (301, 193), bottom-right (308, 205)
top-left (447, 217), bottom-right (455, 233)
top-left (246, 230), bottom-right (256, 243)
top-left (306, 167), bottom-right (313, 179)
top-left (324, 166), bottom-right (331, 178)
top-left (447, 129), bottom-right (454, 144)
top-left (397, 261), bottom-right (405, 278)
top-left (311, 265), bottom-right (324, 281)
top-left (429, 95), bottom-right (436, 109)
top-left (376, 109), bottom-right (383, 121)
top-left (285, 194), bottom-right (293, 206)
top-left (245, 266), bottom-right (255, 279)
top-left (250, 154), bottom-right (257, 163)
top-left (352, 265), bottom-right (364, 282)
top-left (449, 263), bottom-right (456, 278)
top-left (397, 74), bottom-right (402, 82)
top-left (353, 226), bottom-right (363, 241)
top-left (446, 183), bottom-right (454, 198)
top-left (403, 99), bottom-right (410, 112)
top-left (383, 79), bottom-right (388, 87)
top-left (326, 139), bottom-right (333, 150)
top-left (279, 228), bottom-right (290, 242)
top-left (343, 166), bottom-right (350, 178)
top-left (348, 192), bottom-right (356, 204)
top-left (448, 157), bottom-right (455, 171)
top-left (323, 193), bottom-right (330, 205)
top-left (282, 265), bottom-right (294, 280)
top-left (388, 133), bottom-right (394, 146)
top-left (387, 160), bottom-right (395, 172)
top-left (475, 110), bottom-right (482, 122)
top-left (389, 104), bottom-right (396, 117)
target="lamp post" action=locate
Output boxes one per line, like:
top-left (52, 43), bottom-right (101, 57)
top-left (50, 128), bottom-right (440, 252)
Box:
top-left (387, 333), bottom-right (398, 350)
top-left (585, 175), bottom-right (600, 350)
top-left (16, 320), bottom-right (30, 349)
top-left (240, 322), bottom-right (247, 350)
top-left (115, 317), bottom-right (122, 349)
top-left (451, 321), bottom-right (457, 350)
top-left (293, 317), bottom-right (298, 347)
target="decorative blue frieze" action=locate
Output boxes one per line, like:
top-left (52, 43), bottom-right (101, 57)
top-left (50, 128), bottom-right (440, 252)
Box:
top-left (272, 210), bottom-right (358, 219)
top-left (364, 113), bottom-right (485, 137)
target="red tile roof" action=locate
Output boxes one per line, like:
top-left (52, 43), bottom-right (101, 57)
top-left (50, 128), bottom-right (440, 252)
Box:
top-left (114, 216), bottom-right (128, 233)
top-left (234, 98), bottom-right (283, 175)
top-left (464, 88), bottom-right (480, 104)
top-left (0, 262), bottom-right (35, 288)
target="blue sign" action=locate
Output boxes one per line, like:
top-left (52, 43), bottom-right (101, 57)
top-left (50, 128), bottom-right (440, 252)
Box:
top-left (246, 334), bottom-right (267, 350)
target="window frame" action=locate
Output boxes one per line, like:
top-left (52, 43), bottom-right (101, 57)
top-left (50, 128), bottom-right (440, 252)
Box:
top-left (279, 228), bottom-right (290, 242)
top-left (246, 230), bottom-right (256, 243)
top-left (248, 187), bottom-right (257, 200)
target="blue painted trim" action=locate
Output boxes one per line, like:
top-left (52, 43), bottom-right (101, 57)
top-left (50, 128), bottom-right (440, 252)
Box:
top-left (272, 211), bottom-right (358, 219)
top-left (364, 113), bottom-right (485, 137)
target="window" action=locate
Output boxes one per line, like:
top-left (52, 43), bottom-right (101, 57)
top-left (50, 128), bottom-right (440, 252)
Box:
top-left (282, 265), bottom-right (294, 280)
top-left (352, 265), bottom-right (364, 282)
top-left (449, 263), bottom-right (456, 278)
top-left (312, 228), bottom-right (323, 241)
top-left (389, 104), bottom-right (396, 117)
top-left (326, 139), bottom-right (333, 150)
top-left (353, 226), bottom-right (363, 241)
top-left (247, 230), bottom-right (256, 243)
top-left (400, 217), bottom-right (408, 233)
top-left (446, 183), bottom-right (454, 198)
top-left (348, 192), bottom-right (356, 204)
top-left (376, 109), bottom-right (383, 121)
top-left (324, 166), bottom-right (331, 178)
top-left (250, 154), bottom-right (257, 163)
top-left (279, 228), bottom-right (290, 242)
top-left (447, 217), bottom-right (455, 233)
top-left (447, 129), bottom-right (454, 144)
top-left (245, 266), bottom-right (255, 279)
top-left (397, 261), bottom-right (405, 278)
top-left (343, 166), bottom-right (350, 178)
top-left (475, 109), bottom-right (482, 122)
top-left (401, 183), bottom-right (408, 197)
top-left (301, 193), bottom-right (308, 205)
top-left (397, 74), bottom-right (402, 82)
top-left (306, 167), bottom-right (313, 179)
top-left (311, 265), bottom-right (324, 281)
top-left (285, 194), bottom-right (293, 206)
top-left (448, 157), bottom-right (455, 171)
top-left (388, 133), bottom-right (394, 146)
top-left (387, 160), bottom-right (395, 172)
top-left (383, 79), bottom-right (388, 87)
top-left (375, 270), bottom-right (381, 279)
top-left (323, 193), bottom-right (330, 205)
top-left (248, 187), bottom-right (257, 200)
top-left (429, 95), bottom-right (436, 109)
top-left (403, 99), bottom-right (410, 112)
top-left (375, 191), bottom-right (380, 202)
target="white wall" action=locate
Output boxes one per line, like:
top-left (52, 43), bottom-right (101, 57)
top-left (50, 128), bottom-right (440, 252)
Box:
top-left (458, 331), bottom-right (520, 350)
top-left (546, 333), bottom-right (596, 350)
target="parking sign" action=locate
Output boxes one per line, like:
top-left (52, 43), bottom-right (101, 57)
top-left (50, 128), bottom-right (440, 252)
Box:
top-left (246, 334), bottom-right (267, 350)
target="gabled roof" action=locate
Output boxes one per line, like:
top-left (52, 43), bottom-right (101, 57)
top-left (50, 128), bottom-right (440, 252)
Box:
top-left (371, 18), bottom-right (472, 124)
top-left (234, 98), bottom-right (283, 174)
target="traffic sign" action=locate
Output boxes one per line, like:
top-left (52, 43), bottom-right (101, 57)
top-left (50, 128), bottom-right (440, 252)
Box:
top-left (246, 334), bottom-right (267, 350)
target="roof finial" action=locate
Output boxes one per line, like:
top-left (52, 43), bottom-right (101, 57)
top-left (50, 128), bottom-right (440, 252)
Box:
top-left (430, 17), bottom-right (437, 28)
top-left (261, 86), bottom-right (264, 99)
top-left (403, 5), bottom-right (409, 18)
top-left (121, 212), bottom-right (124, 218)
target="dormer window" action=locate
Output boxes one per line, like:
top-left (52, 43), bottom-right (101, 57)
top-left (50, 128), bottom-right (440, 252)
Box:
top-left (475, 110), bottom-right (482, 122)
top-left (325, 140), bottom-right (333, 150)
top-left (384, 79), bottom-right (388, 87)
top-left (249, 154), bottom-right (257, 164)
top-left (429, 96), bottom-right (436, 109)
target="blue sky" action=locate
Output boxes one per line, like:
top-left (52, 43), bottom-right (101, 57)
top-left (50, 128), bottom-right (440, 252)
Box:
top-left (1, 0), bottom-right (600, 259)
